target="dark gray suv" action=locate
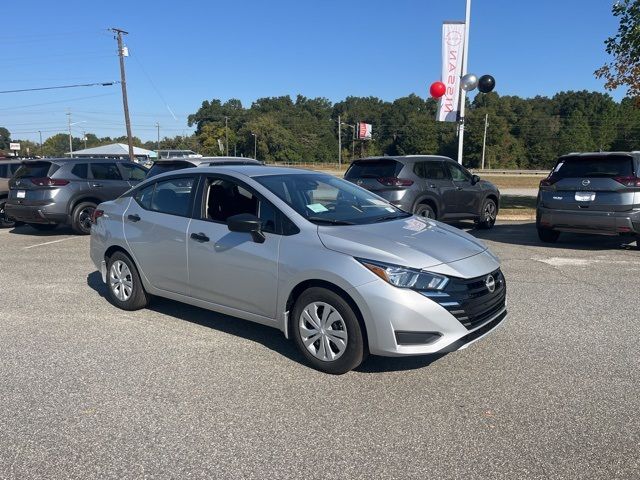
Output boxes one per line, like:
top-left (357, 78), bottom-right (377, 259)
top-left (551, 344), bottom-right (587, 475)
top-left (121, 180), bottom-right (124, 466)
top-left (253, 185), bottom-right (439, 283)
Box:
top-left (345, 156), bottom-right (500, 229)
top-left (1, 160), bottom-right (22, 228)
top-left (5, 158), bottom-right (147, 234)
top-left (537, 152), bottom-right (640, 243)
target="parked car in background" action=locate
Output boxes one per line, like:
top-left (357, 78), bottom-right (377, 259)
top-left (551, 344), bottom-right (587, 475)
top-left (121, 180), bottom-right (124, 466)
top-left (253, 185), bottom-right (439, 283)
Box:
top-left (0, 160), bottom-right (23, 228)
top-left (344, 156), bottom-right (500, 229)
top-left (145, 156), bottom-right (263, 179)
top-left (90, 166), bottom-right (507, 374)
top-left (537, 152), bottom-right (640, 243)
top-left (5, 158), bottom-right (147, 234)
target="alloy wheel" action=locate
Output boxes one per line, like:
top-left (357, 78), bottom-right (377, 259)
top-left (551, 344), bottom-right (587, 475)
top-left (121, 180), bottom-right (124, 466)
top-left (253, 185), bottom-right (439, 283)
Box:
top-left (484, 202), bottom-right (497, 223)
top-left (299, 302), bottom-right (348, 362)
top-left (79, 206), bottom-right (95, 232)
top-left (109, 260), bottom-right (133, 302)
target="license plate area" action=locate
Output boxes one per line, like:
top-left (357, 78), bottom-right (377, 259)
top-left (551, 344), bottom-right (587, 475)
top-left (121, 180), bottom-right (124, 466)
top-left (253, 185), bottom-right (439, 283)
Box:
top-left (16, 190), bottom-right (26, 199)
top-left (575, 191), bottom-right (595, 202)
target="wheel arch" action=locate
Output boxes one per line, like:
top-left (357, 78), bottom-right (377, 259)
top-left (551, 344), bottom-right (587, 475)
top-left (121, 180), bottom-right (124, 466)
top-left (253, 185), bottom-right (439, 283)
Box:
top-left (413, 195), bottom-right (439, 217)
top-left (285, 279), bottom-right (369, 351)
top-left (68, 196), bottom-right (103, 216)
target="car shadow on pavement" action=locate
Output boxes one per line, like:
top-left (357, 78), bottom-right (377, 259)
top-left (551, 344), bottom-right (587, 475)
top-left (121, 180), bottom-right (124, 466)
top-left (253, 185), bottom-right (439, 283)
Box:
top-left (87, 271), bottom-right (449, 374)
top-left (466, 221), bottom-right (640, 251)
top-left (8, 224), bottom-right (75, 236)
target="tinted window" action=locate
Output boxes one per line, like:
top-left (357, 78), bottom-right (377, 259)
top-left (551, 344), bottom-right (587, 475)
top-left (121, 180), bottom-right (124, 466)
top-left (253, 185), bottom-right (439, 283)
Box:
top-left (91, 163), bottom-right (122, 180)
top-left (205, 178), bottom-right (278, 233)
top-left (446, 162), bottom-right (472, 182)
top-left (120, 163), bottom-right (148, 181)
top-left (151, 177), bottom-right (195, 216)
top-left (14, 162), bottom-right (55, 179)
top-left (345, 160), bottom-right (402, 179)
top-left (414, 161), bottom-right (447, 180)
top-left (552, 155), bottom-right (634, 179)
top-left (147, 161), bottom-right (194, 178)
top-left (134, 183), bottom-right (154, 210)
top-left (71, 163), bottom-right (89, 179)
top-left (0, 165), bottom-right (7, 177)
top-left (9, 164), bottom-right (20, 175)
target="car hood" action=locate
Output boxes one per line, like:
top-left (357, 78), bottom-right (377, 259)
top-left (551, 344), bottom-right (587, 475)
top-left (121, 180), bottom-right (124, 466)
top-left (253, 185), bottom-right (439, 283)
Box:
top-left (317, 216), bottom-right (489, 270)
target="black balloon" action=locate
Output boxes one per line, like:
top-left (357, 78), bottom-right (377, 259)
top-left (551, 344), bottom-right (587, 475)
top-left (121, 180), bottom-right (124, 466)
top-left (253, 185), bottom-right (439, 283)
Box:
top-left (478, 75), bottom-right (496, 93)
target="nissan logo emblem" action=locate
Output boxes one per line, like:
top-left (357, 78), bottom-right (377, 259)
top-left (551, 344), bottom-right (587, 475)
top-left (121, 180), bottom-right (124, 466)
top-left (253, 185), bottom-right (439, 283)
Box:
top-left (582, 179), bottom-right (591, 186)
top-left (485, 275), bottom-right (496, 293)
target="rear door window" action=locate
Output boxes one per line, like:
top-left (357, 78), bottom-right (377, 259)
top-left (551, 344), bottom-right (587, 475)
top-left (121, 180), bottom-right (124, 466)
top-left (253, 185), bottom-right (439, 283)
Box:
top-left (415, 161), bottom-right (448, 180)
top-left (91, 163), bottom-right (122, 181)
top-left (345, 160), bottom-right (402, 179)
top-left (14, 162), bottom-right (56, 179)
top-left (150, 177), bottom-right (195, 217)
top-left (71, 163), bottom-right (89, 179)
top-left (552, 155), bottom-right (634, 179)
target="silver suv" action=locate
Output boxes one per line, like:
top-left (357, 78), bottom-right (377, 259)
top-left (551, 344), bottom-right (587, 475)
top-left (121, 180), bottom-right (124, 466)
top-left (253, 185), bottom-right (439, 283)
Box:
top-left (345, 156), bottom-right (500, 229)
top-left (537, 152), bottom-right (640, 243)
top-left (90, 166), bottom-right (507, 374)
top-left (6, 158), bottom-right (147, 234)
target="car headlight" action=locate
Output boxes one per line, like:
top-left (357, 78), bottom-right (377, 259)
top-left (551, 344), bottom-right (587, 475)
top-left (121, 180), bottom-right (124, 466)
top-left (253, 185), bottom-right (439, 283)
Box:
top-left (356, 258), bottom-right (449, 291)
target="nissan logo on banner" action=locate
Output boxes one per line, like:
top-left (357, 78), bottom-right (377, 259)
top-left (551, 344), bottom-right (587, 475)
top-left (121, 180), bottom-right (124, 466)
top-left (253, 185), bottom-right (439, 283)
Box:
top-left (437, 21), bottom-right (466, 123)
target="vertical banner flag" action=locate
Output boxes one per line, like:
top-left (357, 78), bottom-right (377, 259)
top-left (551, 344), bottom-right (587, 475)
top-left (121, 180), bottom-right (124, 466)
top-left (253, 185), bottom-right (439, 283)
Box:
top-left (437, 21), bottom-right (466, 122)
top-left (358, 122), bottom-right (372, 140)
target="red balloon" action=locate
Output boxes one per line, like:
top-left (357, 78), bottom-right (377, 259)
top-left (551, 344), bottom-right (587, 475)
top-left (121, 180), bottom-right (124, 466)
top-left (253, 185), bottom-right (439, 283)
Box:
top-left (430, 81), bottom-right (446, 99)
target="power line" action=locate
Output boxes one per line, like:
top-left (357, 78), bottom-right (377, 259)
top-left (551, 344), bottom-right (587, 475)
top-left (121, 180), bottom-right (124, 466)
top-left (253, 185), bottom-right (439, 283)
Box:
top-left (0, 82), bottom-right (119, 94)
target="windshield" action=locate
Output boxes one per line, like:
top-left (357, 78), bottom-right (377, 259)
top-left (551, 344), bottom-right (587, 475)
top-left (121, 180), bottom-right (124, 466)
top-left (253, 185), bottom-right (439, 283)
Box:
top-left (552, 155), bottom-right (634, 179)
top-left (255, 173), bottom-right (411, 225)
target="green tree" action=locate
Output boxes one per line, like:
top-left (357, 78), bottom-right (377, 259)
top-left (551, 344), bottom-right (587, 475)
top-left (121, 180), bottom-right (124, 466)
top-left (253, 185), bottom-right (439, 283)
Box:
top-left (0, 127), bottom-right (10, 150)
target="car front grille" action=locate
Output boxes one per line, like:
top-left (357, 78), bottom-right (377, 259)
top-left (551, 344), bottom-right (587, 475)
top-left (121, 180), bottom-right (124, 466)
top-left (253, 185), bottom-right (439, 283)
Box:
top-left (427, 269), bottom-right (506, 330)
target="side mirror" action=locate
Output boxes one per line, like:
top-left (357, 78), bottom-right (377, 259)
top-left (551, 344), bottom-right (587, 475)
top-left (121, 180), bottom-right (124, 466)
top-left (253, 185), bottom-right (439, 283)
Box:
top-left (471, 175), bottom-right (481, 185)
top-left (227, 213), bottom-right (265, 243)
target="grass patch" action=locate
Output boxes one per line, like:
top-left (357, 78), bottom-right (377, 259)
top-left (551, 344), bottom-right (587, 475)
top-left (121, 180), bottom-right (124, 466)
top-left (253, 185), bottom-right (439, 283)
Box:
top-left (481, 175), bottom-right (544, 189)
top-left (500, 195), bottom-right (537, 210)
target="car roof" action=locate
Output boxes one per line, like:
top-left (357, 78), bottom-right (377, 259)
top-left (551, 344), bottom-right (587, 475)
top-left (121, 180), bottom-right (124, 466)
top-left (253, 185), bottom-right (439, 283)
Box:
top-left (154, 156), bottom-right (261, 166)
top-left (19, 157), bottom-right (137, 164)
top-left (0, 159), bottom-right (23, 164)
top-left (353, 155), bottom-right (455, 163)
top-left (560, 151), bottom-right (640, 160)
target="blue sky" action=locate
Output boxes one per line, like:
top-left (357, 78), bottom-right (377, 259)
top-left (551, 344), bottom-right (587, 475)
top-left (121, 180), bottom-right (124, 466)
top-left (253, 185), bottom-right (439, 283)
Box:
top-left (2, 0), bottom-right (620, 143)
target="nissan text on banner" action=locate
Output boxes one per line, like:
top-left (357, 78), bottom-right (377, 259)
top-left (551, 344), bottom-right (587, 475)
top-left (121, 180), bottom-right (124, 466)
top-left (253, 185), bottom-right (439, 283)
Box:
top-left (358, 122), bottom-right (372, 140)
top-left (437, 21), bottom-right (466, 122)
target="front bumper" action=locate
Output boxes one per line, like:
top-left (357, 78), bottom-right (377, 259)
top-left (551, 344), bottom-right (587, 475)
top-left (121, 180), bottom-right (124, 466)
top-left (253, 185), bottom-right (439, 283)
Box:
top-left (4, 202), bottom-right (68, 225)
top-left (537, 206), bottom-right (640, 234)
top-left (351, 270), bottom-right (507, 357)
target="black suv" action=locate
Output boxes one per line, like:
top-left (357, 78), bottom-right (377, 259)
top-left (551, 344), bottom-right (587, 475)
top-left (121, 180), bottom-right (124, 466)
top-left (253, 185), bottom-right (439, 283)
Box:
top-left (537, 152), bottom-right (640, 243)
top-left (345, 156), bottom-right (501, 228)
top-left (5, 158), bottom-right (147, 234)
top-left (146, 156), bottom-right (262, 179)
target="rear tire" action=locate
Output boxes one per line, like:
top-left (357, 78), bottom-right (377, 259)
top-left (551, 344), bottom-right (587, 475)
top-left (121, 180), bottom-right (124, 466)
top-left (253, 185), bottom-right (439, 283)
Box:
top-left (414, 203), bottom-right (436, 220)
top-left (0, 199), bottom-right (15, 228)
top-left (106, 251), bottom-right (149, 311)
top-left (477, 198), bottom-right (497, 229)
top-left (71, 201), bottom-right (97, 235)
top-left (291, 287), bottom-right (365, 375)
top-left (29, 223), bottom-right (58, 232)
top-left (538, 227), bottom-right (560, 243)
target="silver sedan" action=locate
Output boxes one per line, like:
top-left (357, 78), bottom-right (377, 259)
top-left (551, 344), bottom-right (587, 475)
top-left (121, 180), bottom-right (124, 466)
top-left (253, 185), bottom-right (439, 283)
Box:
top-left (90, 166), bottom-right (507, 374)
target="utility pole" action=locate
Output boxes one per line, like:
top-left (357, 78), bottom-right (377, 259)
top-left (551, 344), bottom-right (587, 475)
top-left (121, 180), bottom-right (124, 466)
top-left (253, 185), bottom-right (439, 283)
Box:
top-left (251, 133), bottom-right (257, 159)
top-left (38, 130), bottom-right (43, 157)
top-left (481, 113), bottom-right (489, 170)
top-left (224, 116), bottom-right (229, 156)
top-left (156, 122), bottom-right (160, 152)
top-left (456, 0), bottom-right (472, 165)
top-left (338, 114), bottom-right (342, 167)
top-left (82, 131), bottom-right (87, 150)
top-left (111, 28), bottom-right (135, 161)
top-left (67, 112), bottom-right (73, 158)
top-left (351, 124), bottom-right (356, 161)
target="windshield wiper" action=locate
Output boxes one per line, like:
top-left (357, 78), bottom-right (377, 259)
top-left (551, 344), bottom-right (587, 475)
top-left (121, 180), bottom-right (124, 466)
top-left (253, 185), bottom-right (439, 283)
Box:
top-left (374, 212), bottom-right (411, 223)
top-left (307, 217), bottom-right (356, 225)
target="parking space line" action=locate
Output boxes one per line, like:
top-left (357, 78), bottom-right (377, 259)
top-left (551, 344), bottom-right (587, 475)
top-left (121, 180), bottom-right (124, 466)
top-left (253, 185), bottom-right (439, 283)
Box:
top-left (23, 237), bottom-right (79, 249)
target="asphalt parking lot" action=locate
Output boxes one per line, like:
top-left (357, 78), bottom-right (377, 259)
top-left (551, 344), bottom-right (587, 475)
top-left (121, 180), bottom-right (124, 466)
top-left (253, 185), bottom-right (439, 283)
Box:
top-left (1, 222), bottom-right (638, 479)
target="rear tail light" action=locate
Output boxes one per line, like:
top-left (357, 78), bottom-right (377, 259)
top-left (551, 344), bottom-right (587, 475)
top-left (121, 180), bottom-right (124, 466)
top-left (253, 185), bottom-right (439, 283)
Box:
top-left (539, 176), bottom-right (558, 187)
top-left (613, 176), bottom-right (640, 187)
top-left (30, 177), bottom-right (69, 187)
top-left (91, 209), bottom-right (104, 224)
top-left (377, 177), bottom-right (414, 187)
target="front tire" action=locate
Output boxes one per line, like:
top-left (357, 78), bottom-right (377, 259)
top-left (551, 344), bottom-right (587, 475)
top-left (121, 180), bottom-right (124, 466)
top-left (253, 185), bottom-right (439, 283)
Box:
top-left (106, 252), bottom-right (150, 311)
top-left (0, 199), bottom-right (15, 228)
top-left (291, 287), bottom-right (365, 374)
top-left (414, 203), bottom-right (436, 220)
top-left (477, 198), bottom-right (497, 229)
top-left (71, 201), bottom-right (97, 235)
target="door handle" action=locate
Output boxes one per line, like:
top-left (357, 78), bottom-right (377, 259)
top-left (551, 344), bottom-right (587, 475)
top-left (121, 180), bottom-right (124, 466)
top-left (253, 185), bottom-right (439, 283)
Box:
top-left (127, 214), bottom-right (140, 222)
top-left (190, 232), bottom-right (210, 243)
top-left (91, 183), bottom-right (103, 188)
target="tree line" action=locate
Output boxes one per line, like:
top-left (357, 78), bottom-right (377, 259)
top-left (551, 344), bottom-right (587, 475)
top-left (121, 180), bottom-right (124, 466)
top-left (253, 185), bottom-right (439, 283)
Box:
top-left (5, 90), bottom-right (640, 169)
